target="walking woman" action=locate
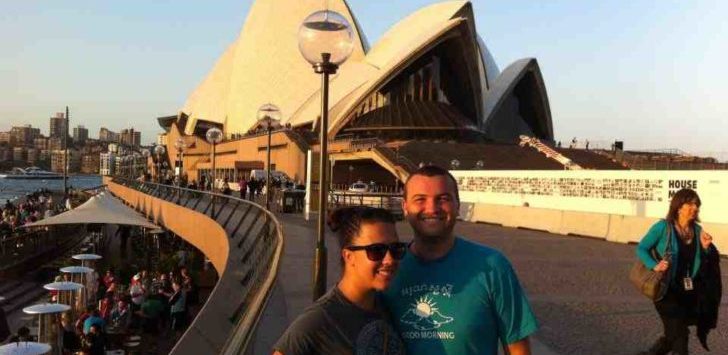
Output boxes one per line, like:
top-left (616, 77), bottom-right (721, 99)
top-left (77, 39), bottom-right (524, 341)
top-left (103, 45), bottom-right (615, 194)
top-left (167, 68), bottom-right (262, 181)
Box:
top-left (273, 206), bottom-right (406, 354)
top-left (637, 188), bottom-right (722, 354)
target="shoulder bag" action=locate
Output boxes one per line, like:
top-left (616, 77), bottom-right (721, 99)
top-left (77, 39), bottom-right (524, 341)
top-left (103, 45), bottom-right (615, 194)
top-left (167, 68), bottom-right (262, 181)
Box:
top-left (629, 222), bottom-right (673, 301)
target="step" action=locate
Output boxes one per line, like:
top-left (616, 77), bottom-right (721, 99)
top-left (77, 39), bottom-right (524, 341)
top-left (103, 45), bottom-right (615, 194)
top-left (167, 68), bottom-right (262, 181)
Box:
top-left (0, 279), bottom-right (23, 295)
top-left (0, 282), bottom-right (40, 305)
top-left (5, 287), bottom-right (48, 314)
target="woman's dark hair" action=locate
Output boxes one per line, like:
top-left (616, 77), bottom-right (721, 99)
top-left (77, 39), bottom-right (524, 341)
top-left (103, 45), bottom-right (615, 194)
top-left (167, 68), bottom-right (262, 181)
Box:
top-left (327, 206), bottom-right (396, 265)
top-left (666, 188), bottom-right (701, 224)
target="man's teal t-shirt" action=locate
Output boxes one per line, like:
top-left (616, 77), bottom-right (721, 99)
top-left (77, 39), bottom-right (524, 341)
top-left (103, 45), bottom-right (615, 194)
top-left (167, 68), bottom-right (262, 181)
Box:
top-left (383, 237), bottom-right (538, 354)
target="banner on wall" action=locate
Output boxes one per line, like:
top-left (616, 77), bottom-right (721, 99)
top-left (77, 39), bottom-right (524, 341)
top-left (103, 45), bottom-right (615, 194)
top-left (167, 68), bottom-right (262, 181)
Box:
top-left (453, 170), bottom-right (728, 224)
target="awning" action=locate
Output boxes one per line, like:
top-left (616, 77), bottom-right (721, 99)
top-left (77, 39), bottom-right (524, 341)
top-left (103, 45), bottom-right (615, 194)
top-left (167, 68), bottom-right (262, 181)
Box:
top-left (234, 161), bottom-right (264, 170)
top-left (24, 191), bottom-right (158, 229)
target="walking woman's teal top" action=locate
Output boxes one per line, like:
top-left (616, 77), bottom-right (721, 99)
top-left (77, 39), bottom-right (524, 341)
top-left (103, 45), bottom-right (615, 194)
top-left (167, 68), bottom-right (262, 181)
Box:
top-left (636, 219), bottom-right (703, 284)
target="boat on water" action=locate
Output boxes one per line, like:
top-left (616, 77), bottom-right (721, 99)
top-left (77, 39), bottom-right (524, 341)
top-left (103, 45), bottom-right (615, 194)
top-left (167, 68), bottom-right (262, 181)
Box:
top-left (0, 167), bottom-right (63, 180)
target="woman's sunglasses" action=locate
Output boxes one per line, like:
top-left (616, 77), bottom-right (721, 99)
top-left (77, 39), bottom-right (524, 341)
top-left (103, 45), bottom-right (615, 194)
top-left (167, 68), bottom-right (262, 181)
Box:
top-left (345, 242), bottom-right (407, 261)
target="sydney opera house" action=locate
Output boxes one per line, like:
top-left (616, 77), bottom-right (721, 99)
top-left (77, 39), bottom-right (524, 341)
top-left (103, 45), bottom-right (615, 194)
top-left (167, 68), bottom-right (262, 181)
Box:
top-left (158, 0), bottom-right (570, 189)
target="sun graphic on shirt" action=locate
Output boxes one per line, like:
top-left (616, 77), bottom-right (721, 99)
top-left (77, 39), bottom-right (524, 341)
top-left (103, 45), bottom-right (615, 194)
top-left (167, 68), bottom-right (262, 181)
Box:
top-left (412, 295), bottom-right (438, 318)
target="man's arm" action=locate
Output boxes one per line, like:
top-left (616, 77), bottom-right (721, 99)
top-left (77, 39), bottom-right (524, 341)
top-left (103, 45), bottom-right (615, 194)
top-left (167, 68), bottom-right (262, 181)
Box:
top-left (504, 337), bottom-right (531, 355)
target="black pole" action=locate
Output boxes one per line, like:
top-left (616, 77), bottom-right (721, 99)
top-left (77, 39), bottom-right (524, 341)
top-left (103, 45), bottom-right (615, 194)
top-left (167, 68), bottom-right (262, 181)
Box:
top-left (63, 106), bottom-right (69, 199)
top-left (211, 143), bottom-right (216, 218)
top-left (266, 124), bottom-right (272, 210)
top-left (313, 53), bottom-right (336, 301)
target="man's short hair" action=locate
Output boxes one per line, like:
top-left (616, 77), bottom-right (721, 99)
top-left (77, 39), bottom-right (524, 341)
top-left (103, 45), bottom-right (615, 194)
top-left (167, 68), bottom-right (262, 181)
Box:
top-left (403, 165), bottom-right (460, 201)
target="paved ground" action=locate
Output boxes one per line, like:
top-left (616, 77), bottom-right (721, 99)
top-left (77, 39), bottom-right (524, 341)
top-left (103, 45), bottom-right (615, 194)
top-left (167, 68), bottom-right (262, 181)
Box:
top-left (264, 213), bottom-right (727, 355)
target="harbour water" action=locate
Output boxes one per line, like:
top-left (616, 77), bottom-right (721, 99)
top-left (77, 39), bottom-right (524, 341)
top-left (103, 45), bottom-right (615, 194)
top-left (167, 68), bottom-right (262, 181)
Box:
top-left (0, 175), bottom-right (103, 203)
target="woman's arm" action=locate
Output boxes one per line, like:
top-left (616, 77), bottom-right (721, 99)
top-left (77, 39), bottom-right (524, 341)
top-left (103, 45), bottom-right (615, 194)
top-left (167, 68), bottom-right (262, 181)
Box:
top-left (636, 221), bottom-right (665, 270)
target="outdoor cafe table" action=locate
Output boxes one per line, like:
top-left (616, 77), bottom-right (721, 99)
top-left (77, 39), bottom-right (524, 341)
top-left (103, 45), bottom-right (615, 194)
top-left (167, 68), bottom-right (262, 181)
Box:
top-left (71, 253), bottom-right (102, 267)
top-left (0, 341), bottom-right (52, 355)
top-left (23, 303), bottom-right (71, 353)
top-left (43, 281), bottom-right (84, 315)
top-left (59, 266), bottom-right (94, 309)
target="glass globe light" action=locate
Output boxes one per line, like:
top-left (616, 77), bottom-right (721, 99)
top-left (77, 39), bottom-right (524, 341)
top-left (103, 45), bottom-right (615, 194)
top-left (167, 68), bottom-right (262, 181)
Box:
top-left (475, 160), bottom-right (484, 169)
top-left (206, 127), bottom-right (223, 144)
top-left (450, 159), bottom-right (460, 170)
top-left (298, 10), bottom-right (354, 66)
top-left (257, 103), bottom-right (281, 129)
top-left (153, 145), bottom-right (166, 156)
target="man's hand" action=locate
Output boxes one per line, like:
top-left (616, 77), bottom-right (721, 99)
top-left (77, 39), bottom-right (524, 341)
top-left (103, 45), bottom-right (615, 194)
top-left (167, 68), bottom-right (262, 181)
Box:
top-left (505, 337), bottom-right (531, 355)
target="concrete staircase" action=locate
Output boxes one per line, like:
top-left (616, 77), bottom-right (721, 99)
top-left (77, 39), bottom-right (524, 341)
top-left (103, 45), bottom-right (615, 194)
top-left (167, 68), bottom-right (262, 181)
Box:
top-left (519, 135), bottom-right (583, 170)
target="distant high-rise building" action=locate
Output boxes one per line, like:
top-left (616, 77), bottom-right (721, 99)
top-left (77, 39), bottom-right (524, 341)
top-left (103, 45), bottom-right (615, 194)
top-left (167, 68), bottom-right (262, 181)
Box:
top-left (0, 147), bottom-right (9, 161)
top-left (0, 132), bottom-right (14, 146)
top-left (73, 125), bottom-right (89, 144)
top-left (49, 112), bottom-right (68, 139)
top-left (10, 125), bottom-right (37, 147)
top-left (34, 137), bottom-right (49, 150)
top-left (120, 128), bottom-right (141, 147)
top-left (49, 137), bottom-right (64, 151)
top-left (100, 152), bottom-right (116, 176)
top-left (99, 127), bottom-right (120, 143)
top-left (81, 154), bottom-right (100, 174)
top-left (51, 149), bottom-right (81, 173)
top-left (26, 148), bottom-right (39, 165)
top-left (12, 147), bottom-right (26, 161)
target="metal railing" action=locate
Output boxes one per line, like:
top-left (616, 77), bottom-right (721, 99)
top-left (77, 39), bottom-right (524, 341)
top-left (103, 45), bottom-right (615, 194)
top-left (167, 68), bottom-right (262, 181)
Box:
top-left (111, 178), bottom-right (284, 355)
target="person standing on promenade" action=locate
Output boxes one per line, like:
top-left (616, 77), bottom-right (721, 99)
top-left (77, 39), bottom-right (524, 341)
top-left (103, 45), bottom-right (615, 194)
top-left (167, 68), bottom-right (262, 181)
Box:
top-left (273, 207), bottom-right (406, 354)
top-left (383, 165), bottom-right (538, 355)
top-left (636, 188), bottom-right (721, 355)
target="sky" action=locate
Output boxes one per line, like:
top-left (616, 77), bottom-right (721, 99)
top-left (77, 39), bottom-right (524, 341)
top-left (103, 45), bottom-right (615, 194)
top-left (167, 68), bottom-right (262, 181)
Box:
top-left (0, 0), bottom-right (726, 159)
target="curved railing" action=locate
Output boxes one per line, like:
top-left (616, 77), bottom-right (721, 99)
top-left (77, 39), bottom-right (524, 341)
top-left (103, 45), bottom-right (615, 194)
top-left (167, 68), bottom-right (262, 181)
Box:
top-left (109, 178), bottom-right (284, 354)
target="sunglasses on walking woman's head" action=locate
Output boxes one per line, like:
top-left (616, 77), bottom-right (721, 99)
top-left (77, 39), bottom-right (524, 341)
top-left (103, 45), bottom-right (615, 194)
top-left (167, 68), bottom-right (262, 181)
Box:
top-left (345, 242), bottom-right (408, 261)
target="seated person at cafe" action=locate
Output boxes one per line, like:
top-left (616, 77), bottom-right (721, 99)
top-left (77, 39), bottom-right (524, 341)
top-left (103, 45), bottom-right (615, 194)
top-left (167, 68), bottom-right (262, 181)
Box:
top-left (83, 309), bottom-right (106, 335)
top-left (110, 298), bottom-right (132, 331)
top-left (137, 294), bottom-right (165, 333)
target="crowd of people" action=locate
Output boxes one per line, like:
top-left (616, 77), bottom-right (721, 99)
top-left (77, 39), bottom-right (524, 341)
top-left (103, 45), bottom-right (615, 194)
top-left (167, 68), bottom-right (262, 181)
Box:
top-left (42, 264), bottom-right (201, 354)
top-left (0, 189), bottom-right (61, 239)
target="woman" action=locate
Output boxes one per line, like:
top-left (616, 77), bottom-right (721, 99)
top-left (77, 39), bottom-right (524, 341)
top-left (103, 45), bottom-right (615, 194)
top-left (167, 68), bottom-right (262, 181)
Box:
top-left (273, 206), bottom-right (406, 355)
top-left (637, 188), bottom-right (720, 355)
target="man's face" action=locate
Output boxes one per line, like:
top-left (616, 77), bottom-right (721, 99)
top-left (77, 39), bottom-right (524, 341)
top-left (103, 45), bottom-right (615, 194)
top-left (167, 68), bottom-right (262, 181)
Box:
top-left (402, 174), bottom-right (459, 242)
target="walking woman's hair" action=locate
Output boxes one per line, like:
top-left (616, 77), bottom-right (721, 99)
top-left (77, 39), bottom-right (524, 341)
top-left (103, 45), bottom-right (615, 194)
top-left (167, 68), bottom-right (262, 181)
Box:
top-left (666, 188), bottom-right (701, 224)
top-left (327, 206), bottom-right (396, 265)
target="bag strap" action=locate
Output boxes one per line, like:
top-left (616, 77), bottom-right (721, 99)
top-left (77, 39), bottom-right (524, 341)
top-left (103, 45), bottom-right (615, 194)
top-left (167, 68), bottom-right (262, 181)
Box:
top-left (663, 221), bottom-right (673, 260)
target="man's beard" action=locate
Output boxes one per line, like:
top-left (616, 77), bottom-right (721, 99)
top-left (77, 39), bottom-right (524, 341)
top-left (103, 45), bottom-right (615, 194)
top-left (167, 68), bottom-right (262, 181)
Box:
top-left (407, 212), bottom-right (455, 244)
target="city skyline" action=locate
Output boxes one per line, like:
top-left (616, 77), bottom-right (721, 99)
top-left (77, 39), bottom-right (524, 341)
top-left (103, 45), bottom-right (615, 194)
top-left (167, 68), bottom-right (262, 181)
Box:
top-left (1, 0), bottom-right (726, 158)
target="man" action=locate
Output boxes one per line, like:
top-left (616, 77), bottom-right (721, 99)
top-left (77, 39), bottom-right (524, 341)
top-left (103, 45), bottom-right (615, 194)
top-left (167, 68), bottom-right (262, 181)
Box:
top-left (383, 165), bottom-right (538, 354)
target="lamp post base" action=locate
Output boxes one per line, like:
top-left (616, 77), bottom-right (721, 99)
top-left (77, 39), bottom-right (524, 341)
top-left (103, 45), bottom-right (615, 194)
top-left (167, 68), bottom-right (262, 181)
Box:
top-left (313, 244), bottom-right (327, 301)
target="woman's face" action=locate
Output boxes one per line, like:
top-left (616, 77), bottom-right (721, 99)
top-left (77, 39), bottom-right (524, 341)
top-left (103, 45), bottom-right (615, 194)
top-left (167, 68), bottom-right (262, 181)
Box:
top-left (343, 222), bottom-right (400, 292)
top-left (678, 199), bottom-right (700, 222)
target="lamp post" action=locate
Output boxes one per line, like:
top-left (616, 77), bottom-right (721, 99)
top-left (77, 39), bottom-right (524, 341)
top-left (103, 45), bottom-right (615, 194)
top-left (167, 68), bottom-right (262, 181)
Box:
top-left (174, 138), bottom-right (187, 184)
top-left (257, 103), bottom-right (281, 211)
top-left (206, 127), bottom-right (223, 218)
top-left (141, 149), bottom-right (150, 180)
top-left (298, 9), bottom-right (354, 300)
top-left (348, 164), bottom-right (354, 186)
top-left (153, 145), bottom-right (166, 183)
top-left (132, 152), bottom-right (141, 179)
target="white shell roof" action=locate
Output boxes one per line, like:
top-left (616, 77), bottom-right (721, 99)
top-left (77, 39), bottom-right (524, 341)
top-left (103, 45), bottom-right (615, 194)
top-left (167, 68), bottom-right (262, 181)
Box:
top-left (179, 0), bottom-right (368, 135)
top-left (180, 0), bottom-right (498, 136)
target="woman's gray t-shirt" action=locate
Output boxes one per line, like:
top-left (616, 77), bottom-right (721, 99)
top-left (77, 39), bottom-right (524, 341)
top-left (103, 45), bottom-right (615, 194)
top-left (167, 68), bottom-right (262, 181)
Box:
top-left (274, 287), bottom-right (404, 355)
